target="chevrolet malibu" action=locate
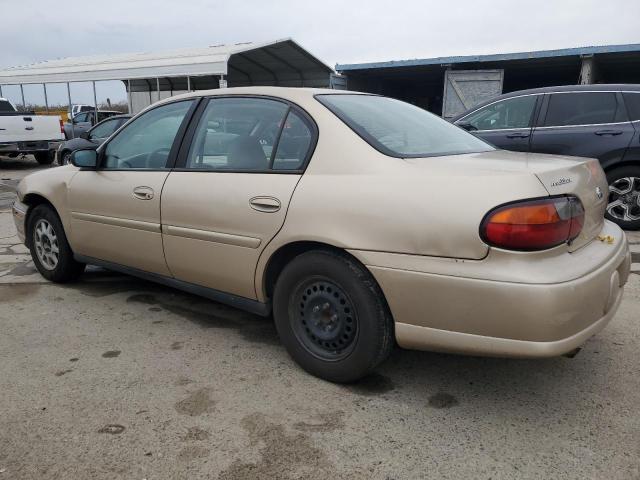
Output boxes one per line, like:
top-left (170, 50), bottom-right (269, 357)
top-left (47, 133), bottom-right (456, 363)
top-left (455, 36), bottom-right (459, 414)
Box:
top-left (12, 87), bottom-right (632, 383)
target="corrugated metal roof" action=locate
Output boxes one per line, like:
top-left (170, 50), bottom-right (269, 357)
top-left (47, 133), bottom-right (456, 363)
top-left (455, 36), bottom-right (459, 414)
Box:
top-left (336, 43), bottom-right (640, 72)
top-left (0, 38), bottom-right (332, 85)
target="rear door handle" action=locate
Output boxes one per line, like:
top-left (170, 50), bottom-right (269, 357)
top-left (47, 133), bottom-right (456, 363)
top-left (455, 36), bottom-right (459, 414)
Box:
top-left (595, 129), bottom-right (623, 136)
top-left (249, 196), bottom-right (281, 213)
top-left (505, 132), bottom-right (530, 139)
top-left (132, 186), bottom-right (154, 200)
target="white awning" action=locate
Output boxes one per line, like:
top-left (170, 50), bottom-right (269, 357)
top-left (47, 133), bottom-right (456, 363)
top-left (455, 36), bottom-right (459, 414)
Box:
top-left (0, 38), bottom-right (333, 86)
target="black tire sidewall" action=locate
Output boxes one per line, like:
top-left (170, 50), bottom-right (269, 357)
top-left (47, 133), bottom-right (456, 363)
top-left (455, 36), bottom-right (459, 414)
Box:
top-left (273, 250), bottom-right (392, 383)
top-left (27, 204), bottom-right (84, 282)
top-left (606, 165), bottom-right (640, 230)
top-left (34, 152), bottom-right (54, 165)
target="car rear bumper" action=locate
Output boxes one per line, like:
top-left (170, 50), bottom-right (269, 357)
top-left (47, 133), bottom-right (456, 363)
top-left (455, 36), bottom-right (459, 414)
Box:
top-left (349, 220), bottom-right (631, 358)
top-left (0, 140), bottom-right (61, 153)
top-left (12, 199), bottom-right (28, 244)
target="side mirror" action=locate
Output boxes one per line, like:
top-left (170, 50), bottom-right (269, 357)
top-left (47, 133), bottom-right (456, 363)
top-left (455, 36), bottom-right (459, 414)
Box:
top-left (80, 131), bottom-right (90, 140)
top-left (456, 121), bottom-right (476, 132)
top-left (71, 148), bottom-right (98, 169)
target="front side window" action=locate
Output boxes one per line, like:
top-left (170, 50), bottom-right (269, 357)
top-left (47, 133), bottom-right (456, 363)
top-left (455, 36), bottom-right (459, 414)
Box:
top-left (543, 92), bottom-right (622, 126)
top-left (317, 94), bottom-right (493, 158)
top-left (89, 118), bottom-right (121, 140)
top-left (460, 95), bottom-right (537, 131)
top-left (186, 97), bottom-right (293, 171)
top-left (103, 100), bottom-right (193, 169)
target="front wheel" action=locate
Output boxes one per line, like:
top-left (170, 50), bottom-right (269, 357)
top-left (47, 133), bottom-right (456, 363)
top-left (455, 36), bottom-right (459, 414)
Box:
top-left (273, 250), bottom-right (394, 383)
top-left (58, 150), bottom-right (72, 166)
top-left (606, 165), bottom-right (640, 230)
top-left (27, 204), bottom-right (85, 282)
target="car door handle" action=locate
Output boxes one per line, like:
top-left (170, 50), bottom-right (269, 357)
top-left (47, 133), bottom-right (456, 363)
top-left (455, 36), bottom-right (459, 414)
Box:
top-left (132, 186), bottom-right (154, 200)
top-left (505, 132), bottom-right (530, 138)
top-left (595, 129), bottom-right (623, 136)
top-left (249, 196), bottom-right (281, 213)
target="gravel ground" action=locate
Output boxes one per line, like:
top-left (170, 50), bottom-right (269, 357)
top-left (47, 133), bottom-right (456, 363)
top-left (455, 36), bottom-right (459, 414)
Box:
top-left (0, 157), bottom-right (639, 479)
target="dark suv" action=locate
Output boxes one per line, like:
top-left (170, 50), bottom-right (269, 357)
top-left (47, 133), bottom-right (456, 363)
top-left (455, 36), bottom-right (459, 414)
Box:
top-left (452, 85), bottom-right (640, 230)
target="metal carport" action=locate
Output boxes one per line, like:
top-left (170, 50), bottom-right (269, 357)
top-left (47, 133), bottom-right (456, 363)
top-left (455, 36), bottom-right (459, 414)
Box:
top-left (0, 38), bottom-right (333, 123)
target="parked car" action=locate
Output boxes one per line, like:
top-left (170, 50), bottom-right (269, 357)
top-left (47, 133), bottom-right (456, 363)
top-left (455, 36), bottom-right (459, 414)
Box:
top-left (57, 114), bottom-right (131, 165)
top-left (12, 88), bottom-right (631, 382)
top-left (68, 104), bottom-right (95, 119)
top-left (0, 97), bottom-right (64, 164)
top-left (452, 84), bottom-right (640, 230)
top-left (63, 110), bottom-right (121, 139)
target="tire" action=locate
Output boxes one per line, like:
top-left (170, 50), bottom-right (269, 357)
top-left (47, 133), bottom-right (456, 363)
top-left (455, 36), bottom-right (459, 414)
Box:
top-left (58, 150), bottom-right (72, 166)
top-left (605, 165), bottom-right (640, 230)
top-left (273, 250), bottom-right (394, 383)
top-left (27, 204), bottom-right (85, 282)
top-left (34, 151), bottom-right (54, 165)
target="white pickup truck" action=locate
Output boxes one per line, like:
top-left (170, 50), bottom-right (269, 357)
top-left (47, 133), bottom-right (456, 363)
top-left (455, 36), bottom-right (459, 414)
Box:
top-left (0, 98), bottom-right (64, 164)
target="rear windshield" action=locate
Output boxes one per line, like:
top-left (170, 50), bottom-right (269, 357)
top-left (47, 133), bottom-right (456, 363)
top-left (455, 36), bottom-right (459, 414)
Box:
top-left (316, 94), bottom-right (493, 158)
top-left (0, 100), bottom-right (15, 112)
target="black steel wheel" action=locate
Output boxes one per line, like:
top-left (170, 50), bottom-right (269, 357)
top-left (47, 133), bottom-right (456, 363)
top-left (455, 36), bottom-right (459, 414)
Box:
top-left (273, 249), bottom-right (394, 383)
top-left (291, 277), bottom-right (358, 361)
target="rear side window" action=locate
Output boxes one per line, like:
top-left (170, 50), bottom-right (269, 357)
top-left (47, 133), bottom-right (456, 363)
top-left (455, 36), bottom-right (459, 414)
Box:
top-left (623, 93), bottom-right (640, 121)
top-left (317, 94), bottom-right (492, 158)
top-left (543, 92), bottom-right (623, 126)
top-left (272, 111), bottom-right (313, 170)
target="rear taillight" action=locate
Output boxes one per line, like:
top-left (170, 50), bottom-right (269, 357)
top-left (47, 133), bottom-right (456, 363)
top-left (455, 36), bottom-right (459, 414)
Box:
top-left (59, 119), bottom-right (64, 134)
top-left (480, 196), bottom-right (585, 251)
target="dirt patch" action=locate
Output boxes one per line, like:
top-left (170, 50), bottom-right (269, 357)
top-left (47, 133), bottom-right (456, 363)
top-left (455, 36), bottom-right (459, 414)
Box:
top-left (218, 413), bottom-right (336, 480)
top-left (7, 262), bottom-right (36, 276)
top-left (293, 411), bottom-right (346, 433)
top-left (170, 341), bottom-right (183, 350)
top-left (181, 426), bottom-right (211, 441)
top-left (54, 369), bottom-right (72, 377)
top-left (0, 284), bottom-right (41, 303)
top-left (175, 388), bottom-right (215, 416)
top-left (98, 424), bottom-right (125, 435)
top-left (102, 350), bottom-right (121, 358)
top-left (346, 373), bottom-right (395, 396)
top-left (177, 445), bottom-right (209, 462)
top-left (428, 392), bottom-right (459, 409)
top-left (127, 293), bottom-right (279, 346)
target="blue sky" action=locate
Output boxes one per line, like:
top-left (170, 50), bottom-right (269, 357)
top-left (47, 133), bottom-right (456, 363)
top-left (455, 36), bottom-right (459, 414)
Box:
top-left (1, 0), bottom-right (638, 106)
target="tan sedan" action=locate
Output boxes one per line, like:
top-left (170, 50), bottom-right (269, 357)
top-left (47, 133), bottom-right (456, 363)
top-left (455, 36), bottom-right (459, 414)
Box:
top-left (12, 87), bottom-right (632, 382)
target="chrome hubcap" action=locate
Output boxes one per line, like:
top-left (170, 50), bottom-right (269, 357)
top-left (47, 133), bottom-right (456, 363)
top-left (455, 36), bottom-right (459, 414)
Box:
top-left (607, 176), bottom-right (640, 222)
top-left (34, 219), bottom-right (59, 270)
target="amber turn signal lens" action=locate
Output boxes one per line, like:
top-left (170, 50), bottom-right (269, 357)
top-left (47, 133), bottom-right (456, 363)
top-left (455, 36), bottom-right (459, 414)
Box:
top-left (480, 196), bottom-right (585, 251)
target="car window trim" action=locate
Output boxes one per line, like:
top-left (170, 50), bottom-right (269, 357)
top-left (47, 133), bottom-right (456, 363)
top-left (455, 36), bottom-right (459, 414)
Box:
top-left (173, 94), bottom-right (318, 174)
top-left (95, 98), bottom-right (200, 171)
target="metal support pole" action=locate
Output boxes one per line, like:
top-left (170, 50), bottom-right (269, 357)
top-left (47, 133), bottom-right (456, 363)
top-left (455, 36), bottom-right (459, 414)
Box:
top-left (67, 82), bottom-right (75, 139)
top-left (187, 76), bottom-right (191, 92)
top-left (219, 74), bottom-right (227, 89)
top-left (20, 84), bottom-right (25, 110)
top-left (127, 79), bottom-right (133, 114)
top-left (43, 83), bottom-right (49, 113)
top-left (92, 81), bottom-right (98, 126)
top-left (156, 77), bottom-right (160, 103)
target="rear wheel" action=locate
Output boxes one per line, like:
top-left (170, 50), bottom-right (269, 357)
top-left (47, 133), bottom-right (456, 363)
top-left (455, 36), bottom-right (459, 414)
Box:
top-left (606, 165), bottom-right (640, 230)
top-left (34, 151), bottom-right (54, 165)
top-left (273, 250), bottom-right (394, 383)
top-left (27, 204), bottom-right (85, 282)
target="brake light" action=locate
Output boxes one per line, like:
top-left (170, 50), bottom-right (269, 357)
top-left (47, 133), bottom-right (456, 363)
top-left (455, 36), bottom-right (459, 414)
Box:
top-left (480, 196), bottom-right (585, 251)
top-left (59, 118), bottom-right (64, 134)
